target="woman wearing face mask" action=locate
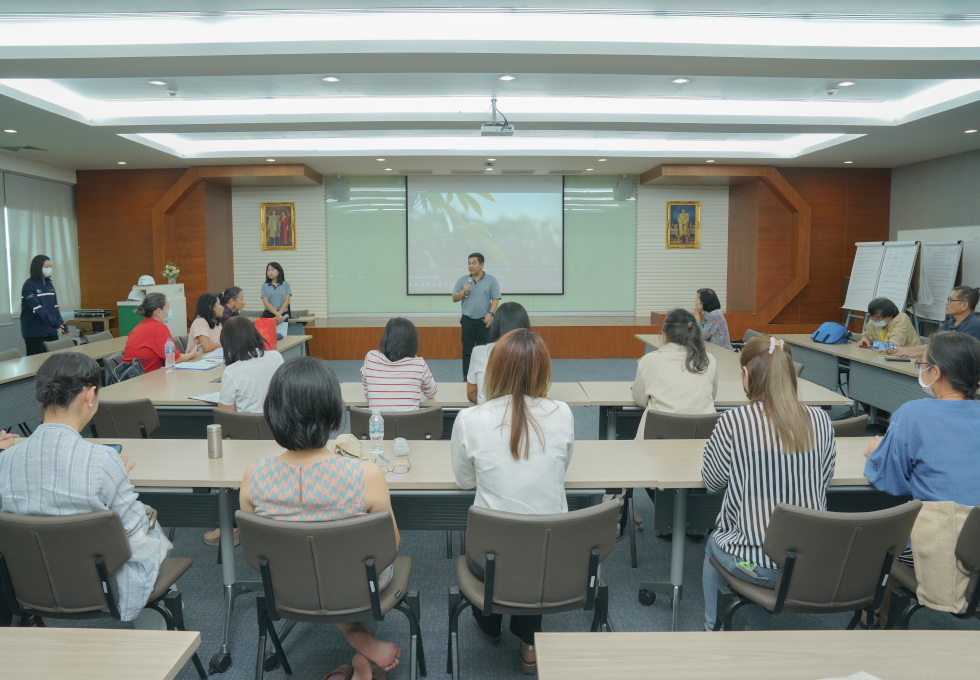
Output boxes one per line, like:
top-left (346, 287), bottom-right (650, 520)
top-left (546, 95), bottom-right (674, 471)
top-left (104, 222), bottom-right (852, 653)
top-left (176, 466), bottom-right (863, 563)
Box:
top-left (122, 292), bottom-right (200, 372)
top-left (856, 297), bottom-right (921, 350)
top-left (20, 254), bottom-right (69, 355)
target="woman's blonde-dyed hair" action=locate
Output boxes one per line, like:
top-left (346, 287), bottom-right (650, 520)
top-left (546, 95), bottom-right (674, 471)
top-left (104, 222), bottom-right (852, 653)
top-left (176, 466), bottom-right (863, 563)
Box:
top-left (739, 336), bottom-right (814, 453)
top-left (483, 328), bottom-right (553, 460)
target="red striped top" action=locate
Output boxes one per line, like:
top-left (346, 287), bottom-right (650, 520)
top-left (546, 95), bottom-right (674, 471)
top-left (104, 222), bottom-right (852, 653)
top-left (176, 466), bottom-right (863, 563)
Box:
top-left (360, 350), bottom-right (438, 411)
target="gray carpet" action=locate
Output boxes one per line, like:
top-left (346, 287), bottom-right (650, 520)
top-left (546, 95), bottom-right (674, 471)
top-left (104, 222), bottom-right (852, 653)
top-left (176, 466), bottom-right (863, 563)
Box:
top-left (34, 358), bottom-right (980, 679)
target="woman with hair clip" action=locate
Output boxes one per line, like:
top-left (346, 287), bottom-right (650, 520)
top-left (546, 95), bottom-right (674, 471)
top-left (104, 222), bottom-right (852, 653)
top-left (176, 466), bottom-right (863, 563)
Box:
top-left (219, 286), bottom-right (244, 323)
top-left (361, 317), bottom-right (438, 411)
top-left (466, 301), bottom-right (531, 404)
top-left (0, 352), bottom-right (172, 624)
top-left (632, 308), bottom-right (718, 438)
top-left (701, 336), bottom-right (836, 631)
top-left (20, 254), bottom-right (68, 355)
top-left (122, 292), bottom-right (200, 372)
top-left (451, 329), bottom-right (574, 673)
top-left (188, 292), bottom-right (224, 353)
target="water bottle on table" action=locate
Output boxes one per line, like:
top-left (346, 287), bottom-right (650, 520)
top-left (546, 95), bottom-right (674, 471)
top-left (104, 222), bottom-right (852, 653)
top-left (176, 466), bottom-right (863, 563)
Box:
top-left (369, 409), bottom-right (384, 461)
top-left (164, 337), bottom-right (176, 372)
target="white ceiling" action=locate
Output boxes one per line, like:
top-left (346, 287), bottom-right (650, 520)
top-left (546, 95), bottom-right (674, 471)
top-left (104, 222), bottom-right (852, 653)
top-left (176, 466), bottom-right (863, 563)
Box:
top-left (0, 3), bottom-right (979, 175)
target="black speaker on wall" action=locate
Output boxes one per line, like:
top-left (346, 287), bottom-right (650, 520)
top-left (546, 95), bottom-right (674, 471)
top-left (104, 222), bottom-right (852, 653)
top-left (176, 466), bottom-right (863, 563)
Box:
top-left (617, 177), bottom-right (633, 201)
top-left (331, 178), bottom-right (348, 201)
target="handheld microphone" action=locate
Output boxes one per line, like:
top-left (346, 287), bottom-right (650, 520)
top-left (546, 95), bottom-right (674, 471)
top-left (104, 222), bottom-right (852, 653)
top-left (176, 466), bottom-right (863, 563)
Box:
top-left (464, 277), bottom-right (473, 298)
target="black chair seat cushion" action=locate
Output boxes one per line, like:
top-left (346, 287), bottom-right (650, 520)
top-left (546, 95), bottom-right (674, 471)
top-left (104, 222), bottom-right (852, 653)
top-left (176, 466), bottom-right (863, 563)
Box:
top-left (149, 557), bottom-right (193, 603)
top-left (455, 556), bottom-right (590, 617)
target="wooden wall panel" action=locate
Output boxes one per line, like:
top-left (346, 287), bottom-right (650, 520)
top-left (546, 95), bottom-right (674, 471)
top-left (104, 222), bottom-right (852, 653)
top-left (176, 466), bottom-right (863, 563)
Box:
top-left (76, 169), bottom-right (186, 315)
top-left (727, 182), bottom-right (759, 312)
top-left (755, 180), bottom-right (795, 309)
top-left (164, 182), bottom-right (208, 323)
top-left (205, 183), bottom-right (234, 298)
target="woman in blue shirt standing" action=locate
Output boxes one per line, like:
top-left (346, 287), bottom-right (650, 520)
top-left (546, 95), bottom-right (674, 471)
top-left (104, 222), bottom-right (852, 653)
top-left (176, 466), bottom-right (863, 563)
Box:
top-left (260, 261), bottom-right (291, 323)
top-left (20, 254), bottom-right (68, 355)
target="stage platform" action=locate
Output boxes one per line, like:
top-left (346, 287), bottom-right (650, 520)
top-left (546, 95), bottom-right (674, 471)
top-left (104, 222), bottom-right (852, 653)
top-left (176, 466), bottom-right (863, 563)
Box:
top-left (305, 315), bottom-right (820, 360)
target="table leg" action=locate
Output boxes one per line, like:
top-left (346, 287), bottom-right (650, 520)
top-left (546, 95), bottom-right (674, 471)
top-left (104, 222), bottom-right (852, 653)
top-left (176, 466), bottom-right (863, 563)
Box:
top-left (606, 407), bottom-right (617, 441)
top-left (637, 488), bottom-right (688, 631)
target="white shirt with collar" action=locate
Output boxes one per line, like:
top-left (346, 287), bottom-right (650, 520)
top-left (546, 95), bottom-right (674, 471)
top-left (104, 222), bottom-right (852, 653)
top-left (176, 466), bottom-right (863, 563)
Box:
top-left (451, 395), bottom-right (574, 514)
top-left (466, 342), bottom-right (494, 405)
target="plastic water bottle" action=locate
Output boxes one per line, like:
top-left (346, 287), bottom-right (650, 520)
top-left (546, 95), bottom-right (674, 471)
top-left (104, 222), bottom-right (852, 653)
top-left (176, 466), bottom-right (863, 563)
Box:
top-left (164, 338), bottom-right (176, 372)
top-left (369, 409), bottom-right (384, 459)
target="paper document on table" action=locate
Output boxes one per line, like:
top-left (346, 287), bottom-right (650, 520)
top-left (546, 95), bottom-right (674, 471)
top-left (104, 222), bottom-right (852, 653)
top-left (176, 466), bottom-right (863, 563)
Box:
top-left (190, 392), bottom-right (221, 404)
top-left (175, 360), bottom-right (221, 371)
top-left (277, 321), bottom-right (288, 336)
top-left (204, 348), bottom-right (224, 361)
top-left (815, 673), bottom-right (882, 680)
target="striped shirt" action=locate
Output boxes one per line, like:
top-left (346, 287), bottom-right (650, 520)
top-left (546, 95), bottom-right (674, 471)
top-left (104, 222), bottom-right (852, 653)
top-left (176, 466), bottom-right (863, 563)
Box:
top-left (0, 424), bottom-right (171, 621)
top-left (702, 402), bottom-right (836, 570)
top-left (361, 349), bottom-right (438, 411)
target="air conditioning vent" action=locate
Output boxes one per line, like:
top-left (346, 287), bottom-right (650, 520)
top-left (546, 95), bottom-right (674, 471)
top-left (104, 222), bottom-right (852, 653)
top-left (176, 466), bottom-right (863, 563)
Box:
top-left (1, 145), bottom-right (46, 152)
top-left (450, 170), bottom-right (489, 175)
top-left (548, 170), bottom-right (581, 175)
top-left (399, 170), bottom-right (432, 175)
top-left (501, 170), bottom-right (535, 175)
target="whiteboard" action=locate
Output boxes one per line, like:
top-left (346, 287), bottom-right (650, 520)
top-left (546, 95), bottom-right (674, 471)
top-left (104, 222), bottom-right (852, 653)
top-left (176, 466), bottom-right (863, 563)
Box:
top-left (898, 225), bottom-right (980, 289)
top-left (916, 242), bottom-right (963, 321)
top-left (964, 240), bottom-right (980, 289)
top-left (872, 242), bottom-right (919, 310)
top-left (842, 242), bottom-right (885, 312)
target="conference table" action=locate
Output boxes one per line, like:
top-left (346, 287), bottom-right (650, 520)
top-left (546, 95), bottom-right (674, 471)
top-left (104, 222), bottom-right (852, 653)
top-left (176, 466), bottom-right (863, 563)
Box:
top-left (0, 627), bottom-right (201, 680)
top-left (340, 381), bottom-right (593, 408)
top-left (534, 630), bottom-right (980, 680)
top-left (100, 435), bottom-right (875, 668)
top-left (775, 334), bottom-right (925, 417)
top-left (0, 336), bottom-right (129, 429)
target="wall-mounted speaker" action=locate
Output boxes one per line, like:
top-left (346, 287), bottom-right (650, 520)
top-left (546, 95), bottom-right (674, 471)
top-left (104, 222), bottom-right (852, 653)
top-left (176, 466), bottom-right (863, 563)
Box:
top-left (331, 178), bottom-right (348, 201)
top-left (617, 177), bottom-right (633, 201)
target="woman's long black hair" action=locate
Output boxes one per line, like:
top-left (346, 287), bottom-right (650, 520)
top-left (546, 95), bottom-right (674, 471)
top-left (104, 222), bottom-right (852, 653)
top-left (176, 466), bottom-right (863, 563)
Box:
top-left (265, 262), bottom-right (285, 284)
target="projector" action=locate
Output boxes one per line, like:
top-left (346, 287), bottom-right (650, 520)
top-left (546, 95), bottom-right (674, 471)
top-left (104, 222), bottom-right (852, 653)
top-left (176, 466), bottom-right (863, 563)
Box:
top-left (481, 122), bottom-right (515, 136)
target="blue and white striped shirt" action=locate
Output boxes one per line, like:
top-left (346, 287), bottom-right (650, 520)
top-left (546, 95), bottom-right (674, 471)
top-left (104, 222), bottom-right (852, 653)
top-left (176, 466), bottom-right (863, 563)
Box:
top-left (0, 423), bottom-right (171, 620)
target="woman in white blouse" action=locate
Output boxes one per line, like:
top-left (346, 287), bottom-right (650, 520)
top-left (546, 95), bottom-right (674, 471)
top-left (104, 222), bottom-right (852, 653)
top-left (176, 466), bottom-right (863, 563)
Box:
top-left (466, 301), bottom-right (531, 404)
top-left (451, 328), bottom-right (573, 673)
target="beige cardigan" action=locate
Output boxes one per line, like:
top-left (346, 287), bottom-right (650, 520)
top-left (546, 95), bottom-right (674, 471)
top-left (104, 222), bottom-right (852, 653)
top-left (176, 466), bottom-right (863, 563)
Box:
top-left (631, 342), bottom-right (719, 416)
top-left (861, 311), bottom-right (922, 348)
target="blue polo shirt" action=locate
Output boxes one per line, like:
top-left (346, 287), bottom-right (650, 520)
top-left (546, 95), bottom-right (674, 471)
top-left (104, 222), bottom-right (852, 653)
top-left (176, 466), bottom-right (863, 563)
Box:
top-left (938, 313), bottom-right (980, 343)
top-left (453, 272), bottom-right (501, 320)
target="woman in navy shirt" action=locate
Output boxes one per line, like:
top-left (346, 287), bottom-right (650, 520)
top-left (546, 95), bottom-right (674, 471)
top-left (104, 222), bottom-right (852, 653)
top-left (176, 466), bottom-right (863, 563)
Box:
top-left (20, 254), bottom-right (67, 355)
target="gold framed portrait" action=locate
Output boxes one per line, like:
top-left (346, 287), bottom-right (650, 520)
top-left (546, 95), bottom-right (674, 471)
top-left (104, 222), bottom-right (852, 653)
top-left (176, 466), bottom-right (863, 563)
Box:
top-left (666, 201), bottom-right (700, 249)
top-left (261, 202), bottom-right (296, 251)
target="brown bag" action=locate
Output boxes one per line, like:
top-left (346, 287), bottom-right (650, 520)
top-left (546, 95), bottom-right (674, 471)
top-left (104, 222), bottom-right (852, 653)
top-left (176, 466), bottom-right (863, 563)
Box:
top-left (910, 501), bottom-right (973, 613)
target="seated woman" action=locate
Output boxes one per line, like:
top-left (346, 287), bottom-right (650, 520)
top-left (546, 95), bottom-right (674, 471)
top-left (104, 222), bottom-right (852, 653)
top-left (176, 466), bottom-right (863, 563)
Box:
top-left (217, 316), bottom-right (284, 413)
top-left (122, 292), bottom-right (200, 371)
top-left (240, 357), bottom-right (402, 680)
top-left (188, 292), bottom-right (224, 353)
top-left (864, 331), bottom-right (980, 622)
top-left (219, 286), bottom-right (244, 323)
top-left (694, 288), bottom-right (732, 351)
top-left (701, 336), bottom-right (836, 631)
top-left (361, 317), bottom-right (437, 411)
top-left (857, 297), bottom-right (922, 349)
top-left (466, 301), bottom-right (531, 404)
top-left (451, 329), bottom-right (574, 673)
top-left (0, 352), bottom-right (171, 622)
top-left (632, 308), bottom-right (718, 437)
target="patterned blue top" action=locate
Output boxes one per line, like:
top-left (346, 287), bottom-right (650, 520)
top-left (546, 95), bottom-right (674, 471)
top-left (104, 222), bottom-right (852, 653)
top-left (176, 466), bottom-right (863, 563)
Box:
top-left (699, 309), bottom-right (733, 351)
top-left (0, 424), bottom-right (171, 621)
top-left (865, 399), bottom-right (980, 506)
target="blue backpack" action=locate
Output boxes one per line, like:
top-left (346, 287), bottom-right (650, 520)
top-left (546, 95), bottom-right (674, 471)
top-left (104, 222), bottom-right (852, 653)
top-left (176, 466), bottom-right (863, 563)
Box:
top-left (811, 322), bottom-right (850, 345)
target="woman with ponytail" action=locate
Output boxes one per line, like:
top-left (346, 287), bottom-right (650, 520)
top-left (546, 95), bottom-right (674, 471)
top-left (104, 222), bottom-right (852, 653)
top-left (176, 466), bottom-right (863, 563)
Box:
top-left (632, 308), bottom-right (718, 437)
top-left (701, 335), bottom-right (836, 631)
top-left (451, 328), bottom-right (574, 672)
top-left (0, 353), bottom-right (172, 623)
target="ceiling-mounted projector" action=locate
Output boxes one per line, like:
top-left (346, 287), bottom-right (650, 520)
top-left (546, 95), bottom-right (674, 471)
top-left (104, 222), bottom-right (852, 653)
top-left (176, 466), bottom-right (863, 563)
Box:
top-left (481, 97), bottom-right (515, 136)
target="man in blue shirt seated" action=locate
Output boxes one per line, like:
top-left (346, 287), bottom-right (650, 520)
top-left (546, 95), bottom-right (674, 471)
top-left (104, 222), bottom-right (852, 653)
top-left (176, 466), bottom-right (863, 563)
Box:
top-left (893, 285), bottom-right (980, 358)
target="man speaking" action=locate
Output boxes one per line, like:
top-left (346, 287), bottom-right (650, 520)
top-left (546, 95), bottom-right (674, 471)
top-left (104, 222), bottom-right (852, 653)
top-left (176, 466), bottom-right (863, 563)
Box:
top-left (452, 252), bottom-right (500, 378)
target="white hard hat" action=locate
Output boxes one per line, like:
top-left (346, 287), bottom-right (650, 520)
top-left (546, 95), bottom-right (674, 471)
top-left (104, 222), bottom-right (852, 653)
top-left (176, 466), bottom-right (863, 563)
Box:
top-left (138, 275), bottom-right (155, 285)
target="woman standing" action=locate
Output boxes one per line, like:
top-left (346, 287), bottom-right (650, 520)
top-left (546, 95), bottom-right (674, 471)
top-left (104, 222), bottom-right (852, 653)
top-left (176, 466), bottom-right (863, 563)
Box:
top-left (694, 288), bottom-right (732, 351)
top-left (20, 254), bottom-right (68, 355)
top-left (261, 262), bottom-right (291, 322)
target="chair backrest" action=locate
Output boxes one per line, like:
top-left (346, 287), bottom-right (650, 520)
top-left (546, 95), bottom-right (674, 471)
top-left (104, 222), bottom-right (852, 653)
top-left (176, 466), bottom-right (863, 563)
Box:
top-left (172, 335), bottom-right (188, 353)
top-left (955, 506), bottom-right (980, 575)
top-left (241, 309), bottom-right (263, 319)
top-left (349, 407), bottom-right (443, 440)
top-left (43, 338), bottom-right (74, 352)
top-left (742, 329), bottom-right (766, 343)
top-left (644, 410), bottom-right (722, 440)
top-left (763, 500), bottom-right (922, 612)
top-left (793, 361), bottom-right (805, 377)
top-left (0, 510), bottom-right (130, 616)
top-left (465, 502), bottom-right (620, 610)
top-left (831, 415), bottom-right (870, 438)
top-left (89, 399), bottom-right (160, 439)
top-left (85, 331), bottom-right (113, 344)
top-left (212, 408), bottom-right (276, 440)
top-left (0, 348), bottom-right (21, 362)
top-left (237, 510), bottom-right (397, 619)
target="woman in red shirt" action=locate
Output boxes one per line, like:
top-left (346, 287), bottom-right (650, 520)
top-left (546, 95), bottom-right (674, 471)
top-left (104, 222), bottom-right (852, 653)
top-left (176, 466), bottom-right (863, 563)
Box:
top-left (123, 293), bottom-right (200, 372)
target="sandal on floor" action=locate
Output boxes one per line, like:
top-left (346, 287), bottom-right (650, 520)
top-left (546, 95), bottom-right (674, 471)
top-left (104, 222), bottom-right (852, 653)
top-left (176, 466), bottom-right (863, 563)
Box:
top-left (519, 641), bottom-right (536, 675)
top-left (471, 615), bottom-right (501, 643)
top-left (860, 610), bottom-right (884, 630)
top-left (203, 528), bottom-right (240, 547)
top-left (321, 664), bottom-right (354, 680)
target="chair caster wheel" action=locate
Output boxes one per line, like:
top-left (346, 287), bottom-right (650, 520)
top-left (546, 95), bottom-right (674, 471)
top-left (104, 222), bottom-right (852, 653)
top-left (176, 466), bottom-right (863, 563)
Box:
top-left (638, 589), bottom-right (656, 606)
top-left (264, 654), bottom-right (281, 672)
top-left (209, 652), bottom-right (232, 674)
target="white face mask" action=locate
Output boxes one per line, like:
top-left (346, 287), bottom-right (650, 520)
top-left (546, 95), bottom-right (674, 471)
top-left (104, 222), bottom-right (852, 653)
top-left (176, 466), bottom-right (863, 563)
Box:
top-left (919, 366), bottom-right (938, 397)
top-left (41, 267), bottom-right (53, 278)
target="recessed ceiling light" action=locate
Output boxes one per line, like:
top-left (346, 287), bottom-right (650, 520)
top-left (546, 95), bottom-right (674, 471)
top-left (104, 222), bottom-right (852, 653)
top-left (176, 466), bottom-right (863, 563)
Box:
top-left (149, 80), bottom-right (166, 86)
top-left (705, 159), bottom-right (715, 163)
top-left (376, 158), bottom-right (385, 161)
top-left (487, 158), bottom-right (496, 161)
top-left (672, 78), bottom-right (690, 84)
top-left (844, 160), bottom-right (854, 164)
top-left (385, 168), bottom-right (393, 171)
top-left (266, 158), bottom-right (276, 162)
top-left (838, 81), bottom-right (856, 87)
top-left (498, 75), bottom-right (516, 81)
top-left (117, 161), bottom-right (126, 165)
top-left (598, 158), bottom-right (607, 161)
top-left (585, 168), bottom-right (594, 171)
top-left (3, 129), bottom-right (15, 133)
top-left (322, 76), bottom-right (340, 82)
top-left (484, 167), bottom-right (493, 171)
top-left (966, 129), bottom-right (978, 134)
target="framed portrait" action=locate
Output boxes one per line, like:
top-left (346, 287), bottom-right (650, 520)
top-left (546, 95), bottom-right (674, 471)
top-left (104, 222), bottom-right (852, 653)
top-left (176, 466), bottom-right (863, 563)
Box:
top-left (261, 202), bottom-right (296, 251)
top-left (666, 201), bottom-right (700, 249)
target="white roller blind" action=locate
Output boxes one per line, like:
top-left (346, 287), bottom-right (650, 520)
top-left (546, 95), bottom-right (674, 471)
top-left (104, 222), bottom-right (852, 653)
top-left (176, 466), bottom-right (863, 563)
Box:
top-left (4, 173), bottom-right (79, 317)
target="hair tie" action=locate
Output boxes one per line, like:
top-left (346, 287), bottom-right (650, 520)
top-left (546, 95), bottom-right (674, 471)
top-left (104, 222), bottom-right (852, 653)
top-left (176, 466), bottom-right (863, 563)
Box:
top-left (768, 336), bottom-right (783, 354)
